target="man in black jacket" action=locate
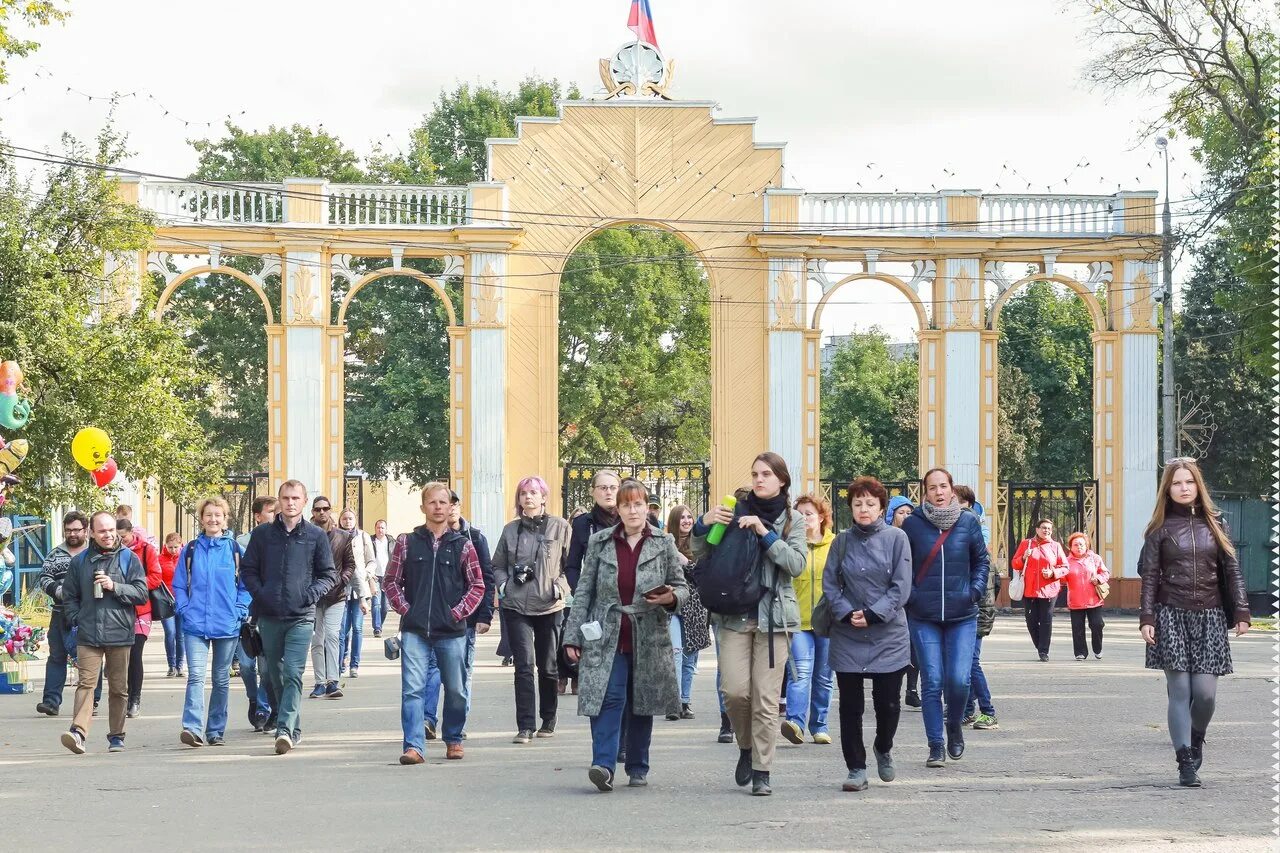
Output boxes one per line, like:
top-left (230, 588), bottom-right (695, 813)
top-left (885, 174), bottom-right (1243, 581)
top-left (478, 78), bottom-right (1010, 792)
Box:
top-left (561, 469), bottom-right (621, 694)
top-left (308, 496), bottom-right (356, 700)
top-left (241, 480), bottom-right (337, 755)
top-left (59, 511), bottom-right (149, 754)
top-left (36, 510), bottom-right (90, 717)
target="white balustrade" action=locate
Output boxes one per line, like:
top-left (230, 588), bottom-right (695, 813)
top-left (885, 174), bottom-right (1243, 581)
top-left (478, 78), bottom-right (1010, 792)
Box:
top-left (799, 191), bottom-right (1130, 235)
top-left (140, 181), bottom-right (284, 223)
top-left (979, 194), bottom-right (1116, 234)
top-left (327, 185), bottom-right (471, 226)
top-left (801, 193), bottom-right (943, 230)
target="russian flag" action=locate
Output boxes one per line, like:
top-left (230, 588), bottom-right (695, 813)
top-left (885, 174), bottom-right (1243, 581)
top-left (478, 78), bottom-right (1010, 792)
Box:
top-left (628, 0), bottom-right (659, 49)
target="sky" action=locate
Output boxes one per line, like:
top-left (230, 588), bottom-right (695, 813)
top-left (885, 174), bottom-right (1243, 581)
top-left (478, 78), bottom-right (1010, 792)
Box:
top-left (2, 0), bottom-right (1195, 341)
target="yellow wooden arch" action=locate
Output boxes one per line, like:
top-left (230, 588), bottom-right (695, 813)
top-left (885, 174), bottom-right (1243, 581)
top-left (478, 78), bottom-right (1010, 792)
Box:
top-left (811, 272), bottom-right (930, 331)
top-left (154, 265), bottom-right (276, 325)
top-left (988, 273), bottom-right (1105, 331)
top-left (336, 268), bottom-right (459, 327)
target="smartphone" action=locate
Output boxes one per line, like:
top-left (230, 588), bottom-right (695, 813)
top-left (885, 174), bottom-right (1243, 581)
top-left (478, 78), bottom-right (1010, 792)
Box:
top-left (641, 583), bottom-right (672, 599)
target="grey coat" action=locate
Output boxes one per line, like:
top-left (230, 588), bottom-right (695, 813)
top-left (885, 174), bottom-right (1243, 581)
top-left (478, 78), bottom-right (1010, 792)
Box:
top-left (563, 525), bottom-right (689, 717)
top-left (692, 507), bottom-right (807, 633)
top-left (825, 519), bottom-right (912, 674)
top-left (62, 544), bottom-right (149, 648)
top-left (493, 515), bottom-right (573, 616)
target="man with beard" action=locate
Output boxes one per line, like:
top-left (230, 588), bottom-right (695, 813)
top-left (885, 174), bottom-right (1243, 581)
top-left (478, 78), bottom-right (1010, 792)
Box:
top-left (36, 511), bottom-right (90, 716)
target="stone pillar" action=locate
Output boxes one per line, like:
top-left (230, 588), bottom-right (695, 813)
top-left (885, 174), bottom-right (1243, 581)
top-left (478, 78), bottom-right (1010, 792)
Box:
top-left (933, 258), bottom-right (984, 490)
top-left (466, 251), bottom-right (508, 537)
top-left (766, 255), bottom-right (806, 484)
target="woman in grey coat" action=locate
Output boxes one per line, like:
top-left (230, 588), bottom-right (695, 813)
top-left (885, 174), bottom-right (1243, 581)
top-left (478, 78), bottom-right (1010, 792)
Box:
top-left (824, 476), bottom-right (912, 793)
top-left (564, 479), bottom-right (688, 792)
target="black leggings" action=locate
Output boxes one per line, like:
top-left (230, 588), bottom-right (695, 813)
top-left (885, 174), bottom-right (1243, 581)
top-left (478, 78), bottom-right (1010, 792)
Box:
top-left (836, 669), bottom-right (905, 771)
top-left (505, 610), bottom-right (559, 732)
top-left (906, 645), bottom-right (918, 693)
top-left (1070, 608), bottom-right (1104, 657)
top-left (127, 634), bottom-right (147, 703)
top-left (1024, 598), bottom-right (1054, 655)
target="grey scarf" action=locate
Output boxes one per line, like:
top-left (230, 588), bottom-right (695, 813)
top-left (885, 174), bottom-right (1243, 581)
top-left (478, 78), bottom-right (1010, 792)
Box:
top-left (854, 517), bottom-right (886, 536)
top-left (921, 498), bottom-right (964, 531)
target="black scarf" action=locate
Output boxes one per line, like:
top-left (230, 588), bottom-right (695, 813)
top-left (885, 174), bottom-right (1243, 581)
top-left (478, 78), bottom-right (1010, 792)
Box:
top-left (590, 504), bottom-right (619, 532)
top-left (743, 490), bottom-right (789, 524)
top-left (519, 513), bottom-right (547, 533)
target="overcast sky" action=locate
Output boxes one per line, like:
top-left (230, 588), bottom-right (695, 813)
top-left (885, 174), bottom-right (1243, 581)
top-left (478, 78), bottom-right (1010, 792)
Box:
top-left (3, 0), bottom-right (1195, 340)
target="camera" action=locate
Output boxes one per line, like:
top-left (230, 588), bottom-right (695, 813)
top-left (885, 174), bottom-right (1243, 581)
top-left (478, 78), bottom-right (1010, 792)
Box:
top-left (512, 565), bottom-right (535, 585)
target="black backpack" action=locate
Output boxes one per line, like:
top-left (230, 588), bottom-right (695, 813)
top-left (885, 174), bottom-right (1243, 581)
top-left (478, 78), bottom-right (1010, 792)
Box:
top-left (694, 512), bottom-right (767, 616)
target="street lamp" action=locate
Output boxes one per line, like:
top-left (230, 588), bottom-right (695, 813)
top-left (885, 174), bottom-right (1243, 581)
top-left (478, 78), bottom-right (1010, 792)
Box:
top-left (1156, 136), bottom-right (1174, 463)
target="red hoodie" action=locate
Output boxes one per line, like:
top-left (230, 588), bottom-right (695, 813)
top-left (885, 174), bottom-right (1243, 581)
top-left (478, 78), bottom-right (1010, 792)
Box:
top-left (1012, 537), bottom-right (1068, 599)
top-left (159, 546), bottom-right (179, 588)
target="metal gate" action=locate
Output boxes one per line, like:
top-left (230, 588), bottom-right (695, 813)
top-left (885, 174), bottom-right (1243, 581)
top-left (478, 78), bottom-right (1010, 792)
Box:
top-left (821, 480), bottom-right (920, 532)
top-left (993, 481), bottom-right (1098, 577)
top-left (563, 463), bottom-right (709, 519)
top-left (159, 471), bottom-right (269, 543)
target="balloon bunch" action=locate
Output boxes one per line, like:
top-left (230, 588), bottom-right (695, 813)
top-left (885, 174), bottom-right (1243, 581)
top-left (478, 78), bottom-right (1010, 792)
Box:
top-left (72, 427), bottom-right (116, 489)
top-left (0, 361), bottom-right (32, 430)
top-left (0, 607), bottom-right (44, 659)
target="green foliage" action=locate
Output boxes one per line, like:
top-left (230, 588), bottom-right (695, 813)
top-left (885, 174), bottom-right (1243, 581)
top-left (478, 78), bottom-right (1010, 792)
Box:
top-left (997, 281), bottom-right (1094, 481)
top-left (819, 332), bottom-right (918, 481)
top-left (0, 127), bottom-right (222, 511)
top-left (189, 123), bottom-right (367, 183)
top-left (559, 227), bottom-right (710, 463)
top-left (0, 0), bottom-right (66, 84)
top-left (1174, 238), bottom-right (1273, 496)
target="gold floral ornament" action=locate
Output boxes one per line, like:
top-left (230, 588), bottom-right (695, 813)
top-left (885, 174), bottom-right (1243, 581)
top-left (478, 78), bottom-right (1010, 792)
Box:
top-left (290, 266), bottom-right (318, 324)
top-left (473, 262), bottom-right (503, 327)
top-left (951, 269), bottom-right (979, 328)
top-left (1129, 270), bottom-right (1154, 329)
top-left (771, 269), bottom-right (801, 330)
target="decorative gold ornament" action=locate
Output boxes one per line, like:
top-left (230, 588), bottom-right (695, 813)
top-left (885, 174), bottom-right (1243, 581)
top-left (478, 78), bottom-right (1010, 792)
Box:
top-left (599, 41), bottom-right (675, 100)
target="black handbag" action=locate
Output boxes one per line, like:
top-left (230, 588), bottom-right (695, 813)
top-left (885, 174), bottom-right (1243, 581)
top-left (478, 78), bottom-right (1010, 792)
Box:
top-left (239, 618), bottom-right (264, 658)
top-left (149, 581), bottom-right (176, 620)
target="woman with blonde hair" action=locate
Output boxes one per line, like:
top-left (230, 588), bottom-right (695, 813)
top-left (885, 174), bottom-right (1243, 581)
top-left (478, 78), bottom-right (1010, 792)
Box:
top-left (781, 493), bottom-right (835, 746)
top-left (1064, 532), bottom-right (1109, 660)
top-left (1140, 458), bottom-right (1249, 787)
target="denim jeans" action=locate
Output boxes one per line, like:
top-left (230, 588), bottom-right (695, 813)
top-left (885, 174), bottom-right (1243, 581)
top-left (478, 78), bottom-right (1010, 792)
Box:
top-left (42, 609), bottom-right (73, 708)
top-left (401, 631), bottom-right (468, 753)
top-left (259, 617), bottom-right (311, 741)
top-left (908, 616), bottom-right (978, 746)
top-left (339, 597), bottom-right (364, 671)
top-left (965, 636), bottom-right (996, 717)
top-left (371, 578), bottom-right (388, 633)
top-left (181, 635), bottom-right (239, 739)
top-left (590, 653), bottom-right (653, 777)
top-left (237, 640), bottom-right (272, 721)
top-left (786, 630), bottom-right (833, 734)
top-left (425, 627), bottom-right (479, 726)
top-left (163, 613), bottom-right (185, 669)
top-left (668, 615), bottom-right (699, 703)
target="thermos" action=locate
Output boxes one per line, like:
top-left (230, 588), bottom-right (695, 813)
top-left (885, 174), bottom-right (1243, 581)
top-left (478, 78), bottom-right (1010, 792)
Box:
top-left (705, 495), bottom-right (738, 546)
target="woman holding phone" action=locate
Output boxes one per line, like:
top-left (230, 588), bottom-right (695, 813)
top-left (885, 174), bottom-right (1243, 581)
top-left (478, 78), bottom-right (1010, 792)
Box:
top-left (563, 479), bottom-right (688, 792)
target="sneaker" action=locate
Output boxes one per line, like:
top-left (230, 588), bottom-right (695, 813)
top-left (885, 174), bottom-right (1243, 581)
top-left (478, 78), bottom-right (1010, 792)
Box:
top-left (904, 689), bottom-right (922, 708)
top-left (973, 714), bottom-right (1000, 730)
top-left (446, 743), bottom-right (464, 760)
top-left (263, 717), bottom-right (278, 734)
top-left (174, 669), bottom-right (185, 678)
top-left (665, 712), bottom-right (680, 721)
top-left (842, 769), bottom-right (868, 792)
top-left (309, 684), bottom-right (326, 699)
top-left (680, 703), bottom-right (695, 720)
top-left (61, 729), bottom-right (86, 754)
top-left (1039, 653), bottom-right (1050, 662)
top-left (107, 735), bottom-right (125, 753)
top-left (1075, 654), bottom-right (1086, 661)
top-left (180, 729), bottom-right (205, 748)
top-left (627, 773), bottom-right (648, 787)
top-left (251, 718), bottom-right (265, 734)
top-left (324, 682), bottom-right (343, 699)
top-left (230, 661), bottom-right (240, 678)
top-left (373, 629), bottom-right (382, 638)
top-left (926, 744), bottom-right (946, 768)
top-left (588, 765), bottom-right (614, 792)
top-left (126, 700), bottom-right (140, 719)
top-left (291, 731), bottom-right (302, 746)
top-left (36, 701), bottom-right (59, 717)
top-left (1094, 652), bottom-right (1103, 660)
top-left (399, 748), bottom-right (424, 765)
top-left (350, 667), bottom-right (359, 678)
top-left (812, 732), bottom-right (832, 745)
top-left (166, 667), bottom-right (177, 678)
top-left (501, 656), bottom-right (513, 667)
top-left (274, 734), bottom-right (294, 755)
top-left (513, 729), bottom-right (533, 744)
top-left (751, 770), bottom-right (772, 796)
top-left (92, 702), bottom-right (99, 717)
top-left (874, 747), bottom-right (896, 782)
top-left (536, 721), bottom-right (556, 738)
top-left (338, 664), bottom-right (346, 676)
top-left (207, 735), bottom-right (225, 746)
top-left (960, 712), bottom-right (977, 726)
top-left (424, 722), bottom-right (438, 740)
top-left (780, 719), bottom-right (804, 745)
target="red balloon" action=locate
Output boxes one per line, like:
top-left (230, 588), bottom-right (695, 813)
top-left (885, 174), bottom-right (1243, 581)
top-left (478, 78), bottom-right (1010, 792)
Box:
top-left (92, 458), bottom-right (118, 488)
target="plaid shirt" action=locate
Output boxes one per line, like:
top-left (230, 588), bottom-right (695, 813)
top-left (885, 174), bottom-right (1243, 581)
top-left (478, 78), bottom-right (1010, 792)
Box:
top-left (385, 528), bottom-right (485, 623)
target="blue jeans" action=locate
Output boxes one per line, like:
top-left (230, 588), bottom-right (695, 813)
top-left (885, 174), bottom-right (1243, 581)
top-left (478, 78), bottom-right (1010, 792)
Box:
top-left (402, 631), bottom-right (468, 752)
top-left (42, 610), bottom-right (73, 707)
top-left (590, 653), bottom-right (653, 777)
top-left (339, 597), bottom-right (364, 671)
top-left (786, 630), bottom-right (833, 734)
top-left (909, 617), bottom-right (978, 746)
top-left (163, 613), bottom-right (184, 669)
top-left (258, 617), bottom-right (311, 741)
top-left (237, 641), bottom-right (272, 721)
top-left (669, 615), bottom-right (700, 703)
top-left (965, 636), bottom-right (996, 717)
top-left (371, 578), bottom-right (387, 633)
top-left (181, 635), bottom-right (239, 739)
top-left (426, 627), bottom-right (478, 725)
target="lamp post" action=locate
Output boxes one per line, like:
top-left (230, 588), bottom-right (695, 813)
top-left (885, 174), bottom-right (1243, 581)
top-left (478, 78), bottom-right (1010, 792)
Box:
top-left (1156, 136), bottom-right (1175, 462)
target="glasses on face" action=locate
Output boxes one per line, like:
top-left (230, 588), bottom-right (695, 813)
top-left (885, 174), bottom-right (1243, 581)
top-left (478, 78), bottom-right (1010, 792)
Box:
top-left (64, 526), bottom-right (85, 535)
top-left (313, 506), bottom-right (331, 513)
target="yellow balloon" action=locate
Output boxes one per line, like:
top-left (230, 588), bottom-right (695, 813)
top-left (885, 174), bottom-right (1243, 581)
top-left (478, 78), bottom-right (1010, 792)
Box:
top-left (71, 427), bottom-right (112, 472)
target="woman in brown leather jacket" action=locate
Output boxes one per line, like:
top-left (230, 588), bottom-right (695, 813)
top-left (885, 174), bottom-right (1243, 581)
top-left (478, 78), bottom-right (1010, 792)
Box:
top-left (1139, 458), bottom-right (1250, 788)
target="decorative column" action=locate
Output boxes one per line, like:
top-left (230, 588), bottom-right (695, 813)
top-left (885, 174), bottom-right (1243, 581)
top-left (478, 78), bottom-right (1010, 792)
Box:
top-left (766, 256), bottom-right (806, 485)
top-left (933, 258), bottom-right (984, 490)
top-left (466, 251), bottom-right (508, 537)
top-left (801, 328), bottom-right (822, 496)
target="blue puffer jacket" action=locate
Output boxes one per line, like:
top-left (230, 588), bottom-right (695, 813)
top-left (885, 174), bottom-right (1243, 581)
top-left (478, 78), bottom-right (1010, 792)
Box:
top-left (901, 506), bottom-right (990, 624)
top-left (173, 534), bottom-right (252, 640)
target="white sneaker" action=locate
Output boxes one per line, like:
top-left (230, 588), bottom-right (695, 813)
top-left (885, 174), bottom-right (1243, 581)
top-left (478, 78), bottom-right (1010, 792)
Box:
top-left (274, 734), bottom-right (293, 755)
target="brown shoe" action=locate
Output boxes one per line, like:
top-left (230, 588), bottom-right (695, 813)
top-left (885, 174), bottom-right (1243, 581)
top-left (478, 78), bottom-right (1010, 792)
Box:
top-left (446, 743), bottom-right (464, 760)
top-left (557, 678), bottom-right (568, 695)
top-left (399, 748), bottom-right (424, 765)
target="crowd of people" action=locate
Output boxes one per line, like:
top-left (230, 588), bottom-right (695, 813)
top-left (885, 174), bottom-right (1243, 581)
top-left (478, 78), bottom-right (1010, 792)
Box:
top-left (31, 456), bottom-right (1249, 791)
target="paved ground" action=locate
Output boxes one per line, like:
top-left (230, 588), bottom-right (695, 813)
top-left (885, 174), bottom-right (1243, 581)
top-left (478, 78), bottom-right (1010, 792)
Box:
top-left (0, 614), bottom-right (1275, 851)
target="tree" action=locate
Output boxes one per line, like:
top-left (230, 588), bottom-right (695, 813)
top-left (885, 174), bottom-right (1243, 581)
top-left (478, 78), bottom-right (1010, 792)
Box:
top-left (189, 123), bottom-right (367, 183)
top-left (559, 227), bottom-right (710, 463)
top-left (996, 282), bottom-right (1094, 481)
top-left (0, 0), bottom-right (66, 84)
top-left (819, 332), bottom-right (918, 481)
top-left (1173, 238), bottom-right (1272, 495)
top-left (0, 127), bottom-right (222, 512)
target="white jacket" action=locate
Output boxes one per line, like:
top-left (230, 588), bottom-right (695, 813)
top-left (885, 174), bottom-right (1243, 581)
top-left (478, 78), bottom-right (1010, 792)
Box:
top-left (345, 529), bottom-right (377, 599)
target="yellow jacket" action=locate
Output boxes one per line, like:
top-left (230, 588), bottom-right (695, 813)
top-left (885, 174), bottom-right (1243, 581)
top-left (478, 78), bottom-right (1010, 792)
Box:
top-left (793, 530), bottom-right (835, 631)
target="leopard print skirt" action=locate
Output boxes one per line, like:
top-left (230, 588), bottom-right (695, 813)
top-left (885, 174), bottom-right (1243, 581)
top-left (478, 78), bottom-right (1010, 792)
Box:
top-left (1145, 604), bottom-right (1233, 675)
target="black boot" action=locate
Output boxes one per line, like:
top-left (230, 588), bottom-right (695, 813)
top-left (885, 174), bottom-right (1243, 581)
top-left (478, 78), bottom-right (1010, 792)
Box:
top-left (680, 703), bottom-right (695, 720)
top-left (751, 770), bottom-right (772, 796)
top-left (1190, 729), bottom-right (1205, 772)
top-left (718, 712), bottom-right (734, 744)
top-left (1176, 747), bottom-right (1201, 787)
top-left (735, 749), bottom-right (753, 786)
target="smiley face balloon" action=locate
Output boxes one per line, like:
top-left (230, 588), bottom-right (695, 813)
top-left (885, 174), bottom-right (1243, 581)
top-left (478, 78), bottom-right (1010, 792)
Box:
top-left (71, 427), bottom-right (112, 472)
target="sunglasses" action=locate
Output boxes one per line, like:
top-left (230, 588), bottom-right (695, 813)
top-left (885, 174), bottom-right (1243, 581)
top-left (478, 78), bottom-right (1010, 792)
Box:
top-left (313, 506), bottom-right (332, 512)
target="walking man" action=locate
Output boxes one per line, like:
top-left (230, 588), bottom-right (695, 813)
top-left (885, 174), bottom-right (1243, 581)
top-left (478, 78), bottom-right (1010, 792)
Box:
top-left (237, 496), bottom-right (278, 732)
top-left (386, 483), bottom-right (487, 764)
top-left (59, 511), bottom-right (149, 754)
top-left (36, 511), bottom-right (90, 717)
top-left (240, 480), bottom-right (337, 755)
top-left (309, 496), bottom-right (356, 699)
top-left (370, 519), bottom-right (392, 637)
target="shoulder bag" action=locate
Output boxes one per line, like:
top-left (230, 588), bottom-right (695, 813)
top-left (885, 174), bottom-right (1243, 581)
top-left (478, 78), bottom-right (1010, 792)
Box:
top-left (810, 533), bottom-right (849, 638)
top-left (1007, 539), bottom-right (1027, 602)
top-left (147, 542), bottom-right (176, 620)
